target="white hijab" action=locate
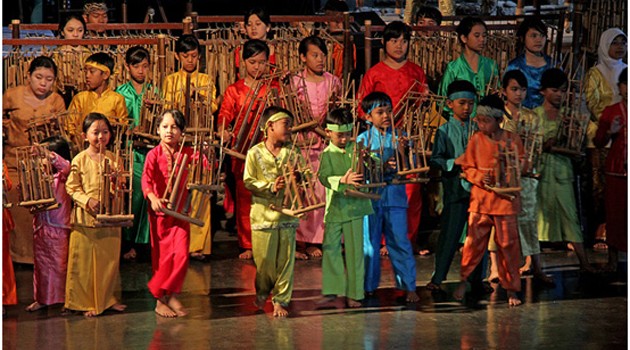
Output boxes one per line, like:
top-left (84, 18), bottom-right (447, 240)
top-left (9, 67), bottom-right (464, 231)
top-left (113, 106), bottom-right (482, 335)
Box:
top-left (596, 28), bottom-right (627, 102)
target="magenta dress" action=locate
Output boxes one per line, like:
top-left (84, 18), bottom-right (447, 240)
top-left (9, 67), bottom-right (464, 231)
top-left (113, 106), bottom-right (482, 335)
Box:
top-left (292, 70), bottom-right (341, 244)
top-left (32, 152), bottom-right (72, 305)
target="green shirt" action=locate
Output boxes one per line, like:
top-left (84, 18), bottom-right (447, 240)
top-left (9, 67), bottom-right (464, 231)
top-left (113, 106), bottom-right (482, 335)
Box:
top-left (534, 106), bottom-right (574, 183)
top-left (115, 81), bottom-right (154, 126)
top-left (318, 141), bottom-right (374, 223)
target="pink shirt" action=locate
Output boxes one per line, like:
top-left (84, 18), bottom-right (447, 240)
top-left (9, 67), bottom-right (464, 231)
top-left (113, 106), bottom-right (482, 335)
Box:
top-left (33, 152), bottom-right (72, 230)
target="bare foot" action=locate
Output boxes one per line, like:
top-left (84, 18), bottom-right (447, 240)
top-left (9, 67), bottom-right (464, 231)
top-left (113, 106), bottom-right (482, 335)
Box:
top-left (453, 281), bottom-right (466, 301)
top-left (167, 296), bottom-right (187, 317)
top-left (239, 250), bottom-right (253, 260)
top-left (346, 298), bottom-right (361, 308)
top-left (316, 295), bottom-right (337, 305)
top-left (519, 256), bottom-right (532, 275)
top-left (406, 291), bottom-right (420, 303)
top-left (254, 296), bottom-right (267, 310)
top-left (488, 273), bottom-right (500, 283)
top-left (84, 310), bottom-right (98, 317)
top-left (425, 282), bottom-right (441, 292)
top-left (567, 242), bottom-right (575, 251)
top-left (25, 301), bottom-right (46, 312)
top-left (190, 251), bottom-right (206, 261)
top-left (380, 246), bottom-right (389, 256)
top-left (306, 246), bottom-right (322, 258)
top-left (295, 251), bottom-right (309, 260)
top-left (273, 303), bottom-right (289, 317)
top-left (418, 249), bottom-right (431, 256)
top-left (110, 303), bottom-right (127, 312)
top-left (123, 248), bottom-right (137, 260)
top-left (155, 299), bottom-right (177, 318)
top-left (533, 272), bottom-right (555, 286)
top-left (507, 292), bottom-right (522, 307)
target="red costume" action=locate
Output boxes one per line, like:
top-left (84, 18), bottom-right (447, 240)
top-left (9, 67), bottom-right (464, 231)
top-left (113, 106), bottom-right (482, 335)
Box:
top-left (358, 60), bottom-right (427, 247)
top-left (142, 144), bottom-right (194, 298)
top-left (218, 79), bottom-right (275, 250)
top-left (3, 164), bottom-right (17, 305)
top-left (456, 131), bottom-right (524, 292)
top-left (594, 101), bottom-right (627, 252)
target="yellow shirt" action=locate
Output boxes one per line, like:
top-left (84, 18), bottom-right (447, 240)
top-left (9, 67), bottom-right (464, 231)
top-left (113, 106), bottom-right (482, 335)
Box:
top-left (162, 70), bottom-right (218, 112)
top-left (67, 88), bottom-right (129, 141)
top-left (585, 67), bottom-right (615, 147)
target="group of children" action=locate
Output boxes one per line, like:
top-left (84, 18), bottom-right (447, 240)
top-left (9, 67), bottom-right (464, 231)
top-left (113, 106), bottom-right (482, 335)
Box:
top-left (3, 4), bottom-right (627, 318)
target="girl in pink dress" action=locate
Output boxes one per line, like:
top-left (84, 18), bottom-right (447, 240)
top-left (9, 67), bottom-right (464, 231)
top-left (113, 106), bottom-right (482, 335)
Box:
top-left (292, 36), bottom-right (342, 259)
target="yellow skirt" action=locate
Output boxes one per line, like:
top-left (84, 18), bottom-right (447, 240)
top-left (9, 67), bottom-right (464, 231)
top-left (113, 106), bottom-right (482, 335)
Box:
top-left (189, 191), bottom-right (212, 255)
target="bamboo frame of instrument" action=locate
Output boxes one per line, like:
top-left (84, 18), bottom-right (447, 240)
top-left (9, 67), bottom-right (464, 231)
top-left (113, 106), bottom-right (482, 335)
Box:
top-left (517, 112), bottom-right (544, 178)
top-left (14, 146), bottom-right (57, 211)
top-left (344, 121), bottom-right (385, 200)
top-left (485, 139), bottom-right (522, 200)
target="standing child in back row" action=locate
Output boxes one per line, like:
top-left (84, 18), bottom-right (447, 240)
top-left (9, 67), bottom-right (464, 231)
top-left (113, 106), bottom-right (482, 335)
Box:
top-left (243, 107), bottom-right (301, 317)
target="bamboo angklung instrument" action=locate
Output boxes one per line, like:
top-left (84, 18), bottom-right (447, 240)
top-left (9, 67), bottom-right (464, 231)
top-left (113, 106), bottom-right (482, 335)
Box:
top-left (343, 120), bottom-right (385, 201)
top-left (26, 112), bottom-right (71, 145)
top-left (94, 122), bottom-right (135, 227)
top-left (485, 137), bottom-right (522, 201)
top-left (15, 146), bottom-right (58, 212)
top-left (517, 109), bottom-right (544, 178)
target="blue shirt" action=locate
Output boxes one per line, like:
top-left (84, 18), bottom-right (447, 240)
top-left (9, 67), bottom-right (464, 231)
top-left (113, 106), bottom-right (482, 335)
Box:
top-left (506, 54), bottom-right (553, 109)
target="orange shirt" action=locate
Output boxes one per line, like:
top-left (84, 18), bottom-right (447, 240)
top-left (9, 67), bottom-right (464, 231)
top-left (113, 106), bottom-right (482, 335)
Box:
top-left (455, 130), bottom-right (524, 215)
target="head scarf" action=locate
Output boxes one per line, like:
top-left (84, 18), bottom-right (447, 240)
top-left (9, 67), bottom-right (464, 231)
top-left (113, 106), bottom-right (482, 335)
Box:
top-left (596, 28), bottom-right (627, 102)
top-left (84, 2), bottom-right (108, 15)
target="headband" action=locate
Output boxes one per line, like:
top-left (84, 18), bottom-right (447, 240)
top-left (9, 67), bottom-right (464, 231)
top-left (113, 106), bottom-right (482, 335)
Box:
top-left (448, 91), bottom-right (476, 101)
top-left (326, 123), bottom-right (353, 132)
top-left (84, 3), bottom-right (108, 14)
top-left (365, 102), bottom-right (392, 115)
top-left (261, 112), bottom-right (292, 135)
top-left (476, 105), bottom-right (504, 119)
top-left (85, 61), bottom-right (111, 75)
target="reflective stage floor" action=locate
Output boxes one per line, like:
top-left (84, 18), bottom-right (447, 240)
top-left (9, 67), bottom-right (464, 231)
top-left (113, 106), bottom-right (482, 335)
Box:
top-left (3, 230), bottom-right (627, 349)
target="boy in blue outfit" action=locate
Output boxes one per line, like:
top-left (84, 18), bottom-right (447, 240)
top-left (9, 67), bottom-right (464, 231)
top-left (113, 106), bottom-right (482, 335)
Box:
top-left (358, 92), bottom-right (419, 303)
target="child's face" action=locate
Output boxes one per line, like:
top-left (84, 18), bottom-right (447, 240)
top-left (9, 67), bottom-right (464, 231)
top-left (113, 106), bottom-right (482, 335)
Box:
top-left (502, 79), bottom-right (527, 107)
top-left (416, 17), bottom-right (438, 37)
top-left (85, 66), bottom-right (109, 90)
top-left (475, 114), bottom-right (500, 136)
top-left (62, 18), bottom-right (85, 39)
top-left (83, 119), bottom-right (111, 151)
top-left (127, 58), bottom-right (149, 85)
top-left (326, 129), bottom-right (352, 149)
top-left (244, 51), bottom-right (268, 80)
top-left (447, 97), bottom-right (475, 121)
top-left (300, 44), bottom-right (326, 75)
top-left (177, 49), bottom-right (199, 73)
top-left (29, 67), bottom-right (55, 99)
top-left (367, 105), bottom-right (392, 131)
top-left (620, 82), bottom-right (627, 100)
top-left (157, 113), bottom-right (183, 147)
top-left (245, 14), bottom-right (269, 40)
top-left (385, 35), bottom-right (409, 62)
top-left (540, 85), bottom-right (567, 109)
top-left (461, 24), bottom-right (487, 53)
top-left (267, 118), bottom-right (292, 143)
top-left (325, 10), bottom-right (343, 32)
top-left (524, 28), bottom-right (546, 54)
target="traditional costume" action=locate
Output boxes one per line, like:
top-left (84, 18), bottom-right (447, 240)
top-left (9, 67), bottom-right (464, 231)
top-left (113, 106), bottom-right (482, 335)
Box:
top-left (506, 54), bottom-right (554, 109)
top-left (67, 88), bottom-right (128, 141)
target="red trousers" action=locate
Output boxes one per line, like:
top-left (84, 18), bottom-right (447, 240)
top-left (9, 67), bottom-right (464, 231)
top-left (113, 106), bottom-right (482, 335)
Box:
top-left (605, 175), bottom-right (627, 252)
top-left (461, 213), bottom-right (521, 292)
top-left (148, 211), bottom-right (190, 298)
top-left (406, 183), bottom-right (423, 243)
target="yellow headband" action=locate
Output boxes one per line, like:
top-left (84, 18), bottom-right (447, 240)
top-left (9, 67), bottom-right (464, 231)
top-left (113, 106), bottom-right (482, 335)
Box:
top-left (85, 61), bottom-right (111, 75)
top-left (261, 112), bottom-right (292, 136)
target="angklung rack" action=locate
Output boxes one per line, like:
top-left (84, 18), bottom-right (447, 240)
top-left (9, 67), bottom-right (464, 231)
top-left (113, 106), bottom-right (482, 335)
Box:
top-left (344, 121), bottom-right (386, 201)
top-left (517, 109), bottom-right (544, 178)
top-left (26, 112), bottom-right (72, 145)
top-left (15, 146), bottom-right (58, 212)
top-left (485, 137), bottom-right (522, 201)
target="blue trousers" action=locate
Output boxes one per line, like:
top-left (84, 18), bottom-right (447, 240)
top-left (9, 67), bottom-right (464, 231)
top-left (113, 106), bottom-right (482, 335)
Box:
top-left (364, 206), bottom-right (417, 292)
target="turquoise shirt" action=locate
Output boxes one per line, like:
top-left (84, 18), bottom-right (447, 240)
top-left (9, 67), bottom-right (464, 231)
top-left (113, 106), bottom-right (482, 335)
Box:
top-left (318, 141), bottom-right (374, 223)
top-left (506, 54), bottom-right (553, 109)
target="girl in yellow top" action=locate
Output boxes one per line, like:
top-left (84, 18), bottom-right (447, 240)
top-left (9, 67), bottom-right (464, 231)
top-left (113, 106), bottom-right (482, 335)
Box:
top-left (64, 113), bottom-right (127, 317)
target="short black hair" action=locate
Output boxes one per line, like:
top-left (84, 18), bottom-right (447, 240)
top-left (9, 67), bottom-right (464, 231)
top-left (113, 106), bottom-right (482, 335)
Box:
top-left (415, 5), bottom-right (442, 25)
top-left (540, 68), bottom-right (568, 90)
top-left (82, 112), bottom-right (113, 147)
top-left (446, 80), bottom-right (477, 98)
top-left (298, 35), bottom-right (328, 56)
top-left (619, 67), bottom-right (627, 85)
top-left (40, 135), bottom-right (71, 162)
top-left (456, 17), bottom-right (487, 45)
top-left (86, 52), bottom-right (115, 75)
top-left (242, 39), bottom-right (270, 60)
top-left (383, 21), bottom-right (411, 43)
top-left (326, 107), bottom-right (354, 126)
top-left (175, 34), bottom-right (200, 54)
top-left (361, 91), bottom-right (392, 115)
top-left (516, 18), bottom-right (547, 41)
top-left (58, 14), bottom-right (87, 37)
top-left (125, 46), bottom-right (150, 65)
top-left (502, 70), bottom-right (528, 89)
top-left (323, 0), bottom-right (349, 12)
top-left (244, 7), bottom-right (271, 26)
top-left (29, 56), bottom-right (58, 77)
top-left (156, 109), bottom-right (186, 133)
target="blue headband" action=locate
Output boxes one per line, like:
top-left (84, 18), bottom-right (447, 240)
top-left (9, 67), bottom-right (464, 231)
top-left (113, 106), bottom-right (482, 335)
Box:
top-left (365, 102), bottom-right (392, 115)
top-left (448, 91), bottom-right (476, 101)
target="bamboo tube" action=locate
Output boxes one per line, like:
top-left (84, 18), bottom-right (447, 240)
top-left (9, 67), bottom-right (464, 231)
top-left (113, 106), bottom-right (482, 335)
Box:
top-left (364, 20), bottom-right (372, 70)
top-left (168, 153), bottom-right (188, 210)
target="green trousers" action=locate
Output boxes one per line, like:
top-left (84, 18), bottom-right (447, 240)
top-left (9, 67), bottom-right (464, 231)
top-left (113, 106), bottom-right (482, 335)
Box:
top-left (322, 219), bottom-right (365, 301)
top-left (252, 227), bottom-right (296, 306)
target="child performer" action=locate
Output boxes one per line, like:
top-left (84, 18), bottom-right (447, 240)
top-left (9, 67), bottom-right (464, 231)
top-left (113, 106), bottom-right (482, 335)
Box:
top-left (500, 70), bottom-right (553, 284)
top-left (594, 68), bottom-right (627, 272)
top-left (142, 109), bottom-right (194, 318)
top-left (3, 56), bottom-right (66, 264)
top-left (426, 80), bottom-right (485, 293)
top-left (26, 137), bottom-right (73, 312)
top-left (67, 52), bottom-right (128, 146)
top-left (357, 20), bottom-right (427, 256)
top-left (116, 46), bottom-right (152, 261)
top-left (358, 92), bottom-right (419, 303)
top-left (439, 17), bottom-right (500, 116)
top-left (219, 39), bottom-right (275, 260)
top-left (243, 106), bottom-right (300, 317)
top-left (235, 7), bottom-right (276, 75)
top-left (453, 94), bottom-right (525, 307)
top-left (292, 35), bottom-right (342, 259)
top-left (318, 108), bottom-right (373, 307)
top-left (3, 161), bottom-right (17, 308)
top-left (535, 68), bottom-right (595, 273)
top-left (64, 113), bottom-right (126, 317)
top-left (163, 35), bottom-right (218, 259)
